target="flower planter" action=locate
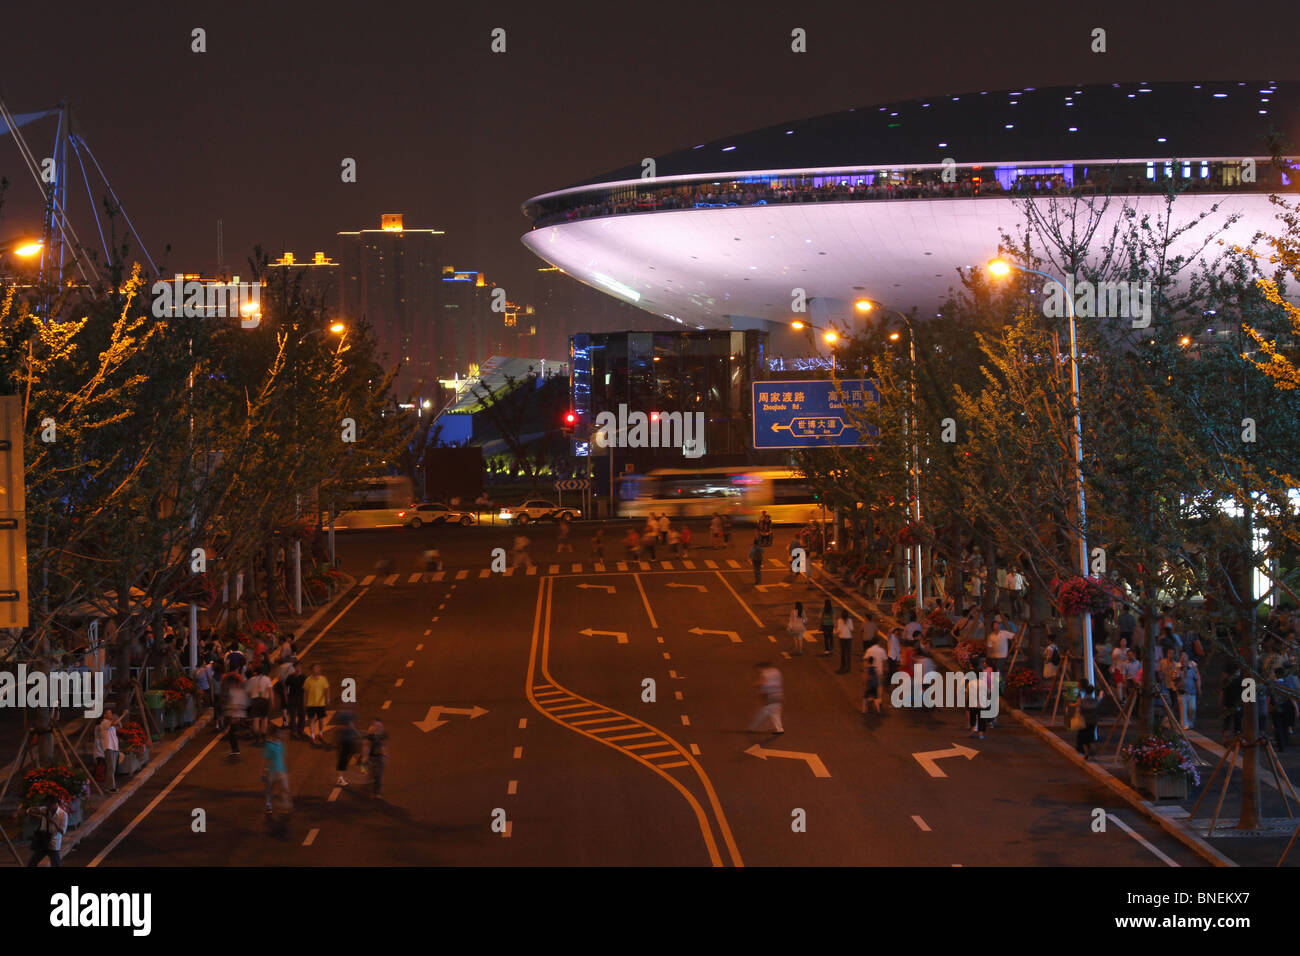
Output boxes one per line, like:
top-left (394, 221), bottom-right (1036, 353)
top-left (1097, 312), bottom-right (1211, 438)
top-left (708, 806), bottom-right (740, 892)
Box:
top-left (1130, 767), bottom-right (1189, 801)
top-left (1019, 690), bottom-right (1047, 710)
top-left (163, 709), bottom-right (179, 732)
top-left (147, 709), bottom-right (165, 741)
top-left (180, 696), bottom-right (197, 726)
top-left (117, 753), bottom-right (139, 777)
top-left (67, 797), bottom-right (84, 828)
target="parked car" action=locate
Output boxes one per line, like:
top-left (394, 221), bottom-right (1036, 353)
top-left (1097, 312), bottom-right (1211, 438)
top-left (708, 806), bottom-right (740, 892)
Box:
top-left (499, 499), bottom-right (580, 524)
top-left (398, 502), bottom-right (477, 528)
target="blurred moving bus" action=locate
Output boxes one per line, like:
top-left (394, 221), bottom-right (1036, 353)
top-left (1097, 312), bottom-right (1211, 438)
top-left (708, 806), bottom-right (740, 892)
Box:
top-left (619, 467), bottom-right (820, 525)
top-left (330, 476), bottom-right (415, 530)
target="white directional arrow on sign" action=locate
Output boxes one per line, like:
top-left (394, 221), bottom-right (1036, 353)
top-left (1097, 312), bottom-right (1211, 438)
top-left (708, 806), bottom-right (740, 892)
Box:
top-left (754, 582), bottom-right (790, 592)
top-left (667, 582), bottom-right (707, 592)
top-left (413, 705), bottom-right (489, 733)
top-left (579, 628), bottom-right (628, 644)
top-left (912, 743), bottom-right (979, 778)
top-left (744, 743), bottom-right (831, 777)
top-left (577, 583), bottom-right (616, 593)
top-left (688, 626), bottom-right (741, 643)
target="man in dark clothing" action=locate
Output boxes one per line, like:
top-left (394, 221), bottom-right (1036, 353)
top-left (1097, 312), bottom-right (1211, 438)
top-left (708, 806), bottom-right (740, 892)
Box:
top-left (1117, 609), bottom-right (1136, 647)
top-left (1222, 665), bottom-right (1245, 740)
top-left (749, 538), bottom-right (764, 585)
top-left (284, 664), bottom-right (308, 739)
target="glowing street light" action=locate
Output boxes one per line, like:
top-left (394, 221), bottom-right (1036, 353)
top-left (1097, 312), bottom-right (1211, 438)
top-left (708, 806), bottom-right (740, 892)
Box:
top-left (822, 329), bottom-right (839, 344)
top-left (11, 241), bottom-right (43, 258)
top-left (790, 320), bottom-right (807, 330)
top-left (987, 258), bottom-right (1013, 278)
top-left (854, 298), bottom-right (874, 314)
top-left (329, 321), bottom-right (346, 334)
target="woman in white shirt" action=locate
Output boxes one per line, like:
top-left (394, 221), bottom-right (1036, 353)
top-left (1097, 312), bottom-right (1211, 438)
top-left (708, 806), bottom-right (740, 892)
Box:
top-left (787, 602), bottom-right (807, 656)
top-left (834, 611), bottom-right (855, 674)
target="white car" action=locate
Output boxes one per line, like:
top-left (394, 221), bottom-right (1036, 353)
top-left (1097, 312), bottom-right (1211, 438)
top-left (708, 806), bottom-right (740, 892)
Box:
top-left (398, 502), bottom-right (477, 528)
top-left (499, 499), bottom-right (580, 524)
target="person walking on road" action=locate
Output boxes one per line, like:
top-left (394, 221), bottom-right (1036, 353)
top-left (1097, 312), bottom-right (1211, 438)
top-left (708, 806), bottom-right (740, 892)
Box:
top-left (657, 513), bottom-right (671, 545)
top-left (967, 658), bottom-right (991, 739)
top-left (749, 662), bottom-right (784, 734)
top-left (710, 514), bottom-right (724, 549)
top-left (1178, 651), bottom-right (1201, 730)
top-left (304, 664), bottom-right (330, 745)
top-left (223, 674), bottom-right (249, 758)
top-left (263, 725), bottom-right (292, 815)
top-left (335, 712), bottom-right (361, 787)
top-left (26, 794), bottom-right (68, 868)
top-left (1071, 683), bottom-right (1099, 758)
top-left (834, 609), bottom-right (855, 673)
top-left (862, 640), bottom-right (887, 715)
top-left (246, 666), bottom-right (274, 743)
top-left (886, 626), bottom-right (902, 676)
top-left (749, 537), bottom-right (764, 585)
top-left (641, 528), bottom-right (658, 561)
top-left (819, 600), bottom-right (835, 655)
top-left (94, 707), bottom-right (128, 793)
top-left (591, 528), bottom-right (604, 562)
top-left (860, 611), bottom-right (878, 662)
top-left (679, 523), bottom-right (691, 558)
top-left (787, 601), bottom-right (807, 656)
top-left (363, 718), bottom-right (389, 797)
top-left (557, 516), bottom-right (573, 554)
top-left (284, 662), bottom-right (307, 738)
top-left (511, 533), bottom-right (533, 570)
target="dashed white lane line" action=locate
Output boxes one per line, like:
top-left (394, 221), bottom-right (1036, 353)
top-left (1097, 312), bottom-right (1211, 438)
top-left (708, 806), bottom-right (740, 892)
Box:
top-left (405, 660), bottom-right (414, 668)
top-left (437, 604), bottom-right (446, 611)
top-left (423, 629), bottom-right (431, 636)
top-left (704, 560), bottom-right (718, 568)
top-left (479, 569), bottom-right (491, 578)
top-left (911, 815), bottom-right (931, 832)
top-left (395, 678), bottom-right (404, 687)
top-left (431, 571), bottom-right (445, 581)
top-left (657, 636), bottom-right (665, 644)
top-left (431, 617), bottom-right (439, 622)
top-left (680, 715), bottom-right (691, 726)
top-left (767, 635), bottom-right (777, 643)
top-left (328, 788), bottom-right (342, 802)
top-left (674, 691), bottom-right (683, 701)
top-left (455, 570), bottom-right (468, 580)
top-left (503, 820), bottom-right (513, 838)
top-left (518, 718), bottom-right (527, 729)
top-left (669, 669), bottom-right (679, 679)
top-left (416, 643), bottom-right (424, 651)
top-left (662, 652), bottom-right (671, 660)
top-left (507, 780), bottom-right (517, 795)
top-left (726, 559), bottom-right (740, 568)
top-left (781, 651), bottom-right (791, 659)
top-left (303, 828), bottom-right (320, 846)
top-left (549, 564), bottom-right (560, 574)
top-left (513, 746), bottom-right (523, 759)
top-left (594, 562), bottom-right (606, 571)
top-left (689, 743), bottom-right (701, 755)
top-left (617, 561), bottom-right (628, 571)
top-left (572, 563), bottom-right (582, 572)
top-left (1107, 812), bottom-right (1180, 867)
top-left (361, 575), bottom-right (375, 586)
top-left (951, 863), bottom-right (962, 867)
top-left (381, 700), bottom-right (391, 710)
top-left (450, 584), bottom-right (457, 589)
top-left (682, 561), bottom-right (696, 569)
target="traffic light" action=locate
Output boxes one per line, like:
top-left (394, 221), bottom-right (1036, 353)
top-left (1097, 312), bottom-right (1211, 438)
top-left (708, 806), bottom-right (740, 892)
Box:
top-left (562, 410), bottom-right (577, 436)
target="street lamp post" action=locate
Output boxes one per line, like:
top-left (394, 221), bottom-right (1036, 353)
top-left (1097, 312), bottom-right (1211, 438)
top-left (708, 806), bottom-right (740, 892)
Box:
top-left (989, 259), bottom-right (1094, 684)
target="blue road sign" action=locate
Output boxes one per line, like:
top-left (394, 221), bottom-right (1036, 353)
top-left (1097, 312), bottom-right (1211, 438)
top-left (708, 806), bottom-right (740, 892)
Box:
top-left (751, 379), bottom-right (879, 449)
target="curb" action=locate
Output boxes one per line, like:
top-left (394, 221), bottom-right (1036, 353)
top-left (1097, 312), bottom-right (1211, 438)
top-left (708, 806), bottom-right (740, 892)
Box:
top-left (54, 576), bottom-right (359, 861)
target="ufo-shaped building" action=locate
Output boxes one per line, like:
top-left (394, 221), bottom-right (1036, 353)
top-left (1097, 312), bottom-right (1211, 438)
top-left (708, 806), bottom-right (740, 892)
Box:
top-left (521, 81), bottom-right (1299, 334)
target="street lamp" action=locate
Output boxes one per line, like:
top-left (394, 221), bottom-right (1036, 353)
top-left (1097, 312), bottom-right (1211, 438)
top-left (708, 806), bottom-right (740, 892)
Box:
top-left (856, 298), bottom-right (923, 616)
top-left (988, 257), bottom-right (1094, 684)
top-left (0, 238), bottom-right (43, 259)
top-left (788, 319), bottom-right (840, 368)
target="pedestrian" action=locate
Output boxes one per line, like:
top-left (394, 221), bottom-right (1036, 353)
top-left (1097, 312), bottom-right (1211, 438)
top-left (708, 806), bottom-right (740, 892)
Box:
top-left (657, 513), bottom-right (670, 545)
top-left (1158, 647), bottom-right (1179, 721)
top-left (679, 523), bottom-right (691, 558)
top-left (862, 640), bottom-right (887, 715)
top-left (1123, 648), bottom-right (1142, 702)
top-left (1178, 651), bottom-right (1201, 730)
top-left (223, 673), bottom-right (249, 757)
top-left (668, 526), bottom-right (682, 556)
top-left (641, 528), bottom-right (658, 561)
top-left (710, 514), bottom-right (724, 549)
top-left (246, 666), bottom-right (273, 743)
top-left (623, 528), bottom-right (640, 558)
top-left (284, 662), bottom-right (307, 737)
top-left (1111, 638), bottom-right (1129, 704)
top-left (787, 601), bottom-right (807, 656)
top-left (25, 794), bottom-right (68, 868)
top-left (834, 609), bottom-right (855, 673)
top-left (1043, 635), bottom-right (1062, 684)
top-left (749, 662), bottom-right (784, 734)
top-left (749, 537), bottom-right (764, 585)
top-left (886, 626), bottom-right (902, 675)
top-left (262, 725), bottom-right (292, 815)
top-left (364, 718), bottom-right (389, 797)
top-left (1270, 665), bottom-right (1298, 751)
top-left (557, 516), bottom-right (573, 554)
top-left (967, 658), bottom-right (990, 739)
top-left (94, 707), bottom-right (128, 793)
top-left (722, 514), bottom-right (732, 545)
top-left (1222, 663), bottom-right (1244, 740)
top-left (193, 659), bottom-right (214, 717)
top-left (591, 528), bottom-right (604, 561)
top-left (511, 533), bottom-right (533, 570)
top-left (304, 663), bottom-right (330, 745)
top-left (819, 599), bottom-right (835, 655)
top-left (860, 611), bottom-right (878, 662)
top-left (987, 619), bottom-right (1012, 688)
top-left (758, 510), bottom-right (773, 547)
top-left (903, 611), bottom-right (922, 645)
top-left (1072, 683), bottom-right (1099, 758)
top-left (336, 713), bottom-right (360, 787)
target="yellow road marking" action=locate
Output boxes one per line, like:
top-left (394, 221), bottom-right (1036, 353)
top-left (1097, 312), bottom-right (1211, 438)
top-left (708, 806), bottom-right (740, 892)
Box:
top-left (714, 570), bottom-right (764, 626)
top-left (642, 749), bottom-right (680, 759)
top-left (658, 760), bottom-right (690, 769)
top-left (571, 716), bottom-right (624, 726)
top-left (507, 780), bottom-right (517, 794)
top-left (605, 731), bottom-right (658, 741)
top-left (633, 573), bottom-right (658, 628)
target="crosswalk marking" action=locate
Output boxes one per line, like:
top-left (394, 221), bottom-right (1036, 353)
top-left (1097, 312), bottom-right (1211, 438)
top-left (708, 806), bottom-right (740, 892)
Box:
top-left (479, 569), bottom-right (491, 578)
top-left (768, 558), bottom-right (784, 568)
top-left (507, 780), bottom-right (517, 795)
top-left (532, 684), bottom-right (552, 691)
top-left (625, 740), bottom-right (670, 750)
top-left (548, 564), bottom-right (560, 574)
top-left (726, 560), bottom-right (740, 568)
top-left (431, 571), bottom-right (445, 581)
top-left (704, 560), bottom-right (717, 569)
top-left (594, 562), bottom-right (605, 572)
top-left (657, 760), bottom-right (690, 769)
top-left (638, 561), bottom-right (651, 570)
top-left (526, 565), bottom-right (537, 575)
top-left (571, 716), bottom-right (625, 726)
top-left (642, 749), bottom-right (679, 760)
top-left (557, 708), bottom-right (606, 718)
top-left (682, 561), bottom-right (695, 569)
top-left (408, 572), bottom-right (422, 583)
top-left (303, 828), bottom-right (319, 846)
top-left (660, 561), bottom-right (674, 570)
top-left (547, 703), bottom-right (593, 713)
top-left (455, 570), bottom-right (468, 580)
top-left (571, 563), bottom-right (582, 572)
top-left (360, 575), bottom-right (375, 586)
top-left (383, 573), bottom-right (399, 586)
top-left (604, 730), bottom-right (655, 740)
top-left (617, 562), bottom-right (628, 571)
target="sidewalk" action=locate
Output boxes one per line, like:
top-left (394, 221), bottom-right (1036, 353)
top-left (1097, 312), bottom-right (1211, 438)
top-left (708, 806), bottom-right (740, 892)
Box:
top-left (0, 576), bottom-right (356, 864)
top-left (809, 561), bottom-right (1295, 867)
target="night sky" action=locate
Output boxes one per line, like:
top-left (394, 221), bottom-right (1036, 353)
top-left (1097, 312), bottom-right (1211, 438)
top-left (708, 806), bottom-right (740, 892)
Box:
top-left (2, 0), bottom-right (1297, 305)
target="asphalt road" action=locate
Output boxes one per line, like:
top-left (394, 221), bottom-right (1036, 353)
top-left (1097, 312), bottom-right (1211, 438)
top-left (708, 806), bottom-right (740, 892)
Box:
top-left (66, 519), bottom-right (1205, 867)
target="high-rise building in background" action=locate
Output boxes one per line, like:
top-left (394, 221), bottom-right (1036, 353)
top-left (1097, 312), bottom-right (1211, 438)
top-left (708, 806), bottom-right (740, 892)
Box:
top-left (338, 214), bottom-right (444, 397)
top-left (267, 251), bottom-right (341, 314)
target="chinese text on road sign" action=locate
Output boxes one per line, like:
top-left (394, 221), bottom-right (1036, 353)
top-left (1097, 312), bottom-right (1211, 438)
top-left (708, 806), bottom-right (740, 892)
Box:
top-left (751, 380), bottom-right (878, 449)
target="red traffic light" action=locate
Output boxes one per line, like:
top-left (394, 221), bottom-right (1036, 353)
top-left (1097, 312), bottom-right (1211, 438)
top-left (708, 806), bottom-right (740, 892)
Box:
top-left (563, 411), bottom-right (577, 426)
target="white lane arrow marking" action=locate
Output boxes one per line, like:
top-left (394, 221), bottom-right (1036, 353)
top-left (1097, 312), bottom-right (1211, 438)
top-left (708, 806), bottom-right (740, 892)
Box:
top-left (754, 583), bottom-right (790, 591)
top-left (912, 743), bottom-right (979, 778)
top-left (413, 705), bottom-right (489, 733)
top-left (577, 583), bottom-right (616, 593)
top-left (579, 628), bottom-right (628, 644)
top-left (744, 743), bottom-right (831, 777)
top-left (688, 626), bottom-right (741, 643)
top-left (666, 583), bottom-right (707, 592)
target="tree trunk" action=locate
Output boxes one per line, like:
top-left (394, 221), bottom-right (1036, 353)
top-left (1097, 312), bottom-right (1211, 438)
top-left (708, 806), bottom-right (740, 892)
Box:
top-left (1238, 611), bottom-right (1262, 829)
